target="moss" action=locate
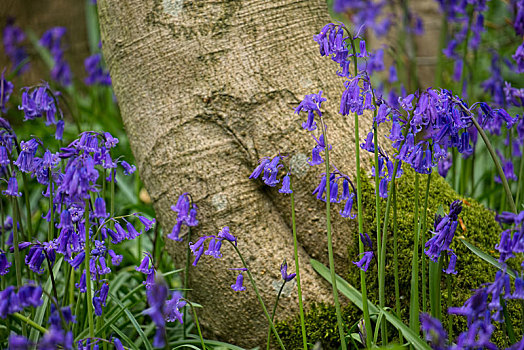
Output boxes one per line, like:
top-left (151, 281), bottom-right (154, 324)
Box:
top-left (276, 167), bottom-right (522, 349)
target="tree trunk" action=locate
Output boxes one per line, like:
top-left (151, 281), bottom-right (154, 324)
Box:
top-left (98, 0), bottom-right (373, 346)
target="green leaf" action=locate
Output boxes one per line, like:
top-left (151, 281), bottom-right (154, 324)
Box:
top-left (310, 259), bottom-right (431, 350)
top-left (29, 257), bottom-right (63, 343)
top-left (459, 238), bottom-right (517, 279)
top-left (110, 324), bottom-right (140, 350)
top-left (109, 292), bottom-right (154, 350)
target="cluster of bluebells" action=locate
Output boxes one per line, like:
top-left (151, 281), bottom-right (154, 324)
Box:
top-left (143, 277), bottom-right (185, 348)
top-left (40, 27), bottom-right (72, 87)
top-left (167, 192), bottom-right (198, 242)
top-left (424, 200), bottom-right (463, 275)
top-left (332, 0), bottom-right (424, 38)
top-left (188, 226), bottom-right (245, 290)
top-left (84, 53), bottom-right (112, 87)
top-left (421, 208), bottom-right (524, 349)
top-left (249, 154), bottom-right (292, 194)
top-left (2, 18), bottom-right (29, 75)
top-left (18, 84), bottom-right (64, 139)
top-left (0, 72), bottom-right (162, 349)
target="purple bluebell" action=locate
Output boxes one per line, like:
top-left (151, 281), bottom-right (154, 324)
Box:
top-left (14, 138), bottom-right (39, 173)
top-left (167, 221), bottom-right (184, 242)
top-left (165, 291), bottom-right (185, 323)
top-left (97, 256), bottom-right (111, 275)
top-left (136, 253), bottom-right (152, 274)
top-left (135, 214), bottom-right (155, 231)
top-left (353, 251), bottom-right (373, 272)
top-left (280, 260), bottom-right (296, 282)
top-left (8, 334), bottom-right (32, 349)
top-left (70, 251), bottom-right (85, 270)
top-left (2, 18), bottom-right (29, 74)
top-left (329, 180), bottom-right (339, 203)
top-left (420, 313), bottom-right (448, 350)
top-left (205, 238), bottom-right (223, 259)
top-left (231, 273), bottom-right (246, 292)
top-left (55, 119), bottom-right (64, 140)
top-left (0, 251), bottom-right (11, 275)
top-left (17, 284), bottom-right (43, 308)
top-left (217, 226), bottom-right (237, 244)
top-left (93, 197), bottom-right (108, 219)
top-left (250, 157), bottom-right (270, 179)
top-left (340, 192), bottom-right (356, 219)
top-left (84, 53), bottom-right (112, 86)
top-left (120, 160), bottom-right (136, 175)
top-left (113, 338), bottom-right (124, 350)
top-left (360, 233), bottom-right (373, 249)
top-left (126, 221), bottom-right (141, 240)
top-left (513, 42), bottom-right (524, 73)
top-left (360, 131), bottom-right (375, 152)
top-left (143, 277), bottom-right (168, 347)
top-left (25, 246), bottom-right (46, 274)
top-left (108, 249), bottom-right (122, 266)
top-left (425, 200), bottom-right (462, 262)
top-left (0, 72), bottom-right (14, 114)
top-left (278, 174), bottom-right (293, 194)
top-left (365, 49), bottom-right (385, 76)
top-left (19, 85), bottom-right (59, 124)
top-left (75, 270), bottom-right (87, 293)
top-left (443, 251), bottom-right (458, 275)
top-left (295, 91), bottom-right (326, 131)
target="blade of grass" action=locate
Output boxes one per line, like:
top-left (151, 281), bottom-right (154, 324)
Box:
top-left (459, 238), bottom-right (517, 279)
top-left (109, 292), bottom-right (154, 350)
top-left (109, 324), bottom-right (140, 350)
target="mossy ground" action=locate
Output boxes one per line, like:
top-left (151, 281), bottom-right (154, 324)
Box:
top-left (276, 168), bottom-right (522, 349)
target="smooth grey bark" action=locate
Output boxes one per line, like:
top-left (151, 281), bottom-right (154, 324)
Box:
top-left (98, 0), bottom-right (373, 346)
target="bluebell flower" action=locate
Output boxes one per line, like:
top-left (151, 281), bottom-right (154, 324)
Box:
top-left (420, 313), bottom-right (448, 350)
top-left (108, 249), bottom-right (122, 266)
top-left (120, 160), bottom-right (136, 175)
top-left (14, 138), bottom-right (39, 173)
top-left (0, 251), bottom-right (11, 275)
top-left (443, 251), bottom-right (458, 275)
top-left (425, 200), bottom-right (462, 262)
top-left (17, 284), bottom-right (43, 308)
top-left (279, 174), bottom-right (292, 194)
top-left (353, 251), bottom-right (373, 272)
top-left (136, 253), bottom-right (152, 274)
top-left (75, 270), bottom-right (87, 292)
top-left (93, 197), bottom-right (108, 219)
top-left (135, 214), bottom-right (155, 231)
top-left (113, 338), bottom-right (125, 350)
top-left (295, 91), bottom-right (326, 130)
top-left (126, 221), bottom-right (141, 240)
top-left (84, 54), bottom-right (112, 86)
top-left (56, 209), bottom-right (73, 230)
top-left (359, 233), bottom-right (372, 249)
top-left (340, 192), bottom-right (356, 219)
top-left (2, 18), bottom-right (30, 74)
top-left (165, 291), bottom-right (185, 323)
top-left (143, 277), bottom-right (168, 347)
top-left (231, 273), bottom-right (246, 292)
top-left (280, 260), bottom-right (296, 282)
top-left (0, 72), bottom-right (14, 114)
top-left (8, 334), bottom-right (32, 349)
top-left (217, 226), bottom-right (237, 244)
top-left (19, 85), bottom-right (58, 124)
top-left (167, 221), bottom-right (184, 242)
top-left (360, 131), bottom-right (375, 152)
top-left (25, 246), bottom-right (46, 274)
top-left (513, 42), bottom-right (524, 73)
top-left (70, 252), bottom-right (85, 270)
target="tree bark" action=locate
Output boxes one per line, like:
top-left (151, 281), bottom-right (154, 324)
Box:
top-left (98, 0), bottom-right (373, 346)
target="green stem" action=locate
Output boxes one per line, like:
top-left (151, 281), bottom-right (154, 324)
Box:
top-left (229, 243), bottom-right (286, 349)
top-left (84, 199), bottom-right (95, 338)
top-left (289, 178), bottom-right (307, 350)
top-left (348, 34), bottom-right (372, 349)
top-left (446, 266), bottom-right (453, 341)
top-left (373, 115), bottom-right (387, 345)
top-left (409, 173), bottom-right (421, 334)
top-left (267, 281), bottom-right (287, 350)
top-left (12, 312), bottom-right (48, 334)
top-left (429, 257), bottom-right (442, 320)
top-left (21, 173), bottom-right (33, 242)
top-left (321, 120), bottom-right (348, 350)
top-left (183, 227), bottom-right (192, 337)
top-left (392, 182), bottom-right (402, 343)
top-left (183, 299), bottom-right (206, 350)
top-left (48, 169), bottom-right (54, 242)
top-left (420, 173), bottom-right (432, 313)
top-left (12, 198), bottom-right (26, 337)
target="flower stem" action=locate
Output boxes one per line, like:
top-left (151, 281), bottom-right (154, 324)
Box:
top-left (183, 227), bottom-right (192, 337)
top-left (267, 281), bottom-right (287, 350)
top-left (409, 172), bottom-right (421, 333)
top-left (229, 243), bottom-right (286, 350)
top-left (392, 182), bottom-right (403, 343)
top-left (183, 299), bottom-right (206, 350)
top-left (12, 197), bottom-right (27, 337)
top-left (420, 173), bottom-right (432, 313)
top-left (348, 34), bottom-right (372, 349)
top-left (12, 312), bottom-right (47, 334)
top-left (84, 199), bottom-right (95, 338)
top-left (373, 114), bottom-right (387, 345)
top-left (289, 178), bottom-right (307, 350)
top-left (321, 120), bottom-right (348, 350)
top-left (48, 169), bottom-right (54, 242)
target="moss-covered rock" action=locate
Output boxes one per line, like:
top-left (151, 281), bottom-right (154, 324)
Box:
top-left (276, 168), bottom-right (521, 349)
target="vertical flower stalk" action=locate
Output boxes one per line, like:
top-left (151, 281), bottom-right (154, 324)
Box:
top-left (320, 119), bottom-right (347, 350)
top-left (84, 199), bottom-right (95, 338)
top-left (392, 182), bottom-right (403, 343)
top-left (409, 173), bottom-right (421, 333)
top-left (288, 177), bottom-right (308, 350)
top-left (349, 34), bottom-right (372, 349)
top-left (420, 173), bottom-right (432, 313)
